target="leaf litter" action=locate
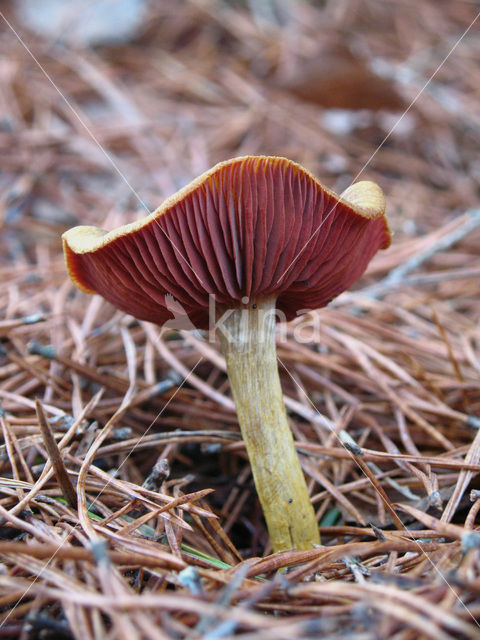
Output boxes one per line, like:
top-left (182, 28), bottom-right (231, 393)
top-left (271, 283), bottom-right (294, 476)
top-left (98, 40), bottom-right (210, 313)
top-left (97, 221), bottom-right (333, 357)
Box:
top-left (0, 1), bottom-right (480, 638)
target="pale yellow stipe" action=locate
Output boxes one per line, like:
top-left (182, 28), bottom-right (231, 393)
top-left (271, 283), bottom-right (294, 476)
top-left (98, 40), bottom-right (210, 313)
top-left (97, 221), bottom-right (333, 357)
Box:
top-left (219, 297), bottom-right (321, 551)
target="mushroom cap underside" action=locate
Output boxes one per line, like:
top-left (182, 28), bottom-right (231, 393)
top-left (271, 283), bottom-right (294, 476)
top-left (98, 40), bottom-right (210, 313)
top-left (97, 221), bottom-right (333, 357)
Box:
top-left (63, 155), bottom-right (391, 328)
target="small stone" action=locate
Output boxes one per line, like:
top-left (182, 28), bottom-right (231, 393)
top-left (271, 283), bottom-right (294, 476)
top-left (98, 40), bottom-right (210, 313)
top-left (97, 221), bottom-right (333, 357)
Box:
top-left (16, 0), bottom-right (148, 47)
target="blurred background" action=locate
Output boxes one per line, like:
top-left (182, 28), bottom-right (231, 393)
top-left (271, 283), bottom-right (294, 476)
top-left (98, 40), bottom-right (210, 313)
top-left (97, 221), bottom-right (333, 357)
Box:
top-left (1, 0), bottom-right (479, 254)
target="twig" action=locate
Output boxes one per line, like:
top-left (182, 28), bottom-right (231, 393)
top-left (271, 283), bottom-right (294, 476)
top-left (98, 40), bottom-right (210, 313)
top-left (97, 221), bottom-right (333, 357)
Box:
top-left (343, 209), bottom-right (480, 300)
top-left (35, 398), bottom-right (77, 509)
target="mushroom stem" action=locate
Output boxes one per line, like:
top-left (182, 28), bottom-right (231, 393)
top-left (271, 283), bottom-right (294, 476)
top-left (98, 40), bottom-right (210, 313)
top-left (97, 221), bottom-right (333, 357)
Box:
top-left (218, 297), bottom-right (320, 551)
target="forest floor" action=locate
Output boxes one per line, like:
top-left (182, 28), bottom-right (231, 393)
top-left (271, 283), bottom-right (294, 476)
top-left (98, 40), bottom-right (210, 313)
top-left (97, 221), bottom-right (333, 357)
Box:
top-left (0, 1), bottom-right (480, 638)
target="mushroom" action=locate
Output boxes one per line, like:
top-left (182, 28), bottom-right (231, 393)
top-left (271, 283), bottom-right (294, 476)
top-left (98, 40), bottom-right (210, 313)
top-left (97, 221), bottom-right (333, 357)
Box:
top-left (62, 156), bottom-right (391, 552)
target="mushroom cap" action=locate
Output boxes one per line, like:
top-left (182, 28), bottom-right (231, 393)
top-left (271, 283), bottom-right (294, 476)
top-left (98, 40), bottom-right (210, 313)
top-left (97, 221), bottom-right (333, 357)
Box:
top-left (63, 156), bottom-right (391, 329)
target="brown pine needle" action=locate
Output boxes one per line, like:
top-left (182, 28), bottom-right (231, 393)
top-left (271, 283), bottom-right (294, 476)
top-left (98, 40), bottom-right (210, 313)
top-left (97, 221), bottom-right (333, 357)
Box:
top-left (35, 397), bottom-right (77, 509)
